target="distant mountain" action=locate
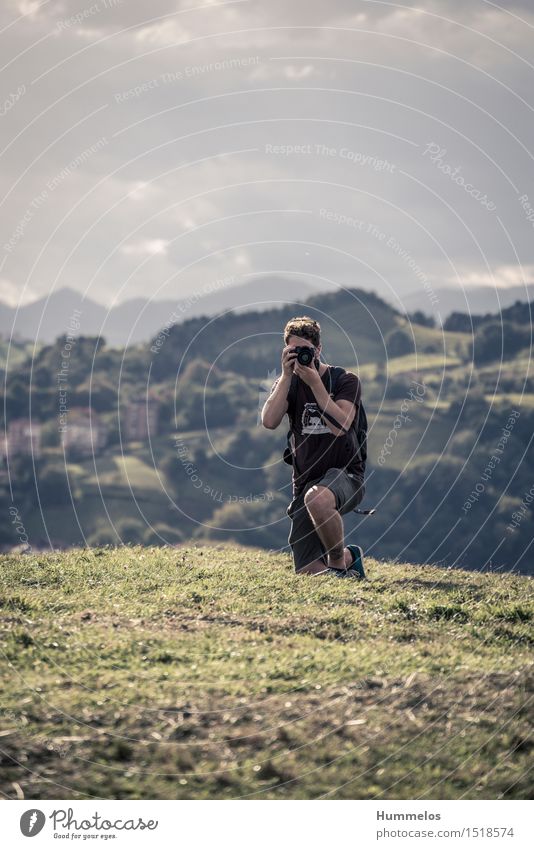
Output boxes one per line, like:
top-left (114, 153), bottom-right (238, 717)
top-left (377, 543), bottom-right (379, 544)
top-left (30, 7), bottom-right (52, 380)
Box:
top-left (399, 284), bottom-right (534, 319)
top-left (0, 288), bottom-right (106, 346)
top-left (0, 277), bottom-right (329, 346)
top-left (4, 280), bottom-right (533, 345)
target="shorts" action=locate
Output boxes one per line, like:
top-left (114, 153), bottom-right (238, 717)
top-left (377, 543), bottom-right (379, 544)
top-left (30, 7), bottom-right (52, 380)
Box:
top-left (286, 467), bottom-right (365, 572)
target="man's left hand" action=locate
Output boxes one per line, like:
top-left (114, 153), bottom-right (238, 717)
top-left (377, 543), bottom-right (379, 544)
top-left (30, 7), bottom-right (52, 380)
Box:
top-left (294, 362), bottom-right (321, 387)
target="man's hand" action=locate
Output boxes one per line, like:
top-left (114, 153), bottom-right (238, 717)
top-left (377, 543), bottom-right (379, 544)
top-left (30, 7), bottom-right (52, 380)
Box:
top-left (281, 345), bottom-right (298, 377)
top-left (261, 353), bottom-right (294, 429)
top-left (294, 360), bottom-right (321, 387)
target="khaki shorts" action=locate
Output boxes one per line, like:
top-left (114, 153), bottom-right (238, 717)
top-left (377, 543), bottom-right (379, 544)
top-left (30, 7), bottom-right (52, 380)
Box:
top-left (286, 467), bottom-right (365, 572)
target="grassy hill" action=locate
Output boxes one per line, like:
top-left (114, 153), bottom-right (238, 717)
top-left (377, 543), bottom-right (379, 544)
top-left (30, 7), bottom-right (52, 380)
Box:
top-left (1, 545), bottom-right (532, 800)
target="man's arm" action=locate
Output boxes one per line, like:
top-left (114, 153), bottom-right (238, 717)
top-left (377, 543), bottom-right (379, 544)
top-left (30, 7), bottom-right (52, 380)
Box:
top-left (293, 362), bottom-right (358, 436)
top-left (313, 384), bottom-right (357, 436)
top-left (261, 372), bottom-right (292, 429)
top-left (261, 346), bottom-right (299, 429)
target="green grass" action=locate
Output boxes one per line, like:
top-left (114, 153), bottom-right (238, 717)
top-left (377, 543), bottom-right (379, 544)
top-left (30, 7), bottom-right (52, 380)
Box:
top-left (357, 351), bottom-right (463, 380)
top-left (106, 455), bottom-right (163, 490)
top-left (484, 393), bottom-right (534, 407)
top-left (0, 545), bottom-right (532, 800)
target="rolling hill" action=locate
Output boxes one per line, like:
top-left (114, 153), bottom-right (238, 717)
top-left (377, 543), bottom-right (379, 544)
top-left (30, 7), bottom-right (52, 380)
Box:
top-left (149, 286), bottom-right (467, 381)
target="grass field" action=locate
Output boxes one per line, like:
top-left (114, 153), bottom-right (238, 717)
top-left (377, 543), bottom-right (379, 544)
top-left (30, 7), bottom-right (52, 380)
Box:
top-left (0, 545), bottom-right (532, 800)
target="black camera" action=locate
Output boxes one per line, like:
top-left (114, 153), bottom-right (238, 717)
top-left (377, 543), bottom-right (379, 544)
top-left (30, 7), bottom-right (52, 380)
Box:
top-left (292, 345), bottom-right (316, 366)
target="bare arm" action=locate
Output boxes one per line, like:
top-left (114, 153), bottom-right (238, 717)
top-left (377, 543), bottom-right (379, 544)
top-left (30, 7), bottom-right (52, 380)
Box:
top-left (261, 346), bottom-right (297, 429)
top-left (314, 390), bottom-right (357, 436)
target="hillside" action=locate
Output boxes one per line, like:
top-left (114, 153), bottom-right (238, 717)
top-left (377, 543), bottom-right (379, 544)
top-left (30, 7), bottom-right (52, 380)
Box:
top-left (2, 286), bottom-right (532, 572)
top-left (3, 350), bottom-right (534, 572)
top-left (0, 335), bottom-right (34, 371)
top-left (0, 545), bottom-right (532, 800)
top-left (150, 287), bottom-right (465, 380)
top-left (4, 283), bottom-right (533, 346)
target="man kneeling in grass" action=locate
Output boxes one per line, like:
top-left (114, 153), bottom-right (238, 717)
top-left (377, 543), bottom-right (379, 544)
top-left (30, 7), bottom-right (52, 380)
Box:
top-left (261, 316), bottom-right (366, 578)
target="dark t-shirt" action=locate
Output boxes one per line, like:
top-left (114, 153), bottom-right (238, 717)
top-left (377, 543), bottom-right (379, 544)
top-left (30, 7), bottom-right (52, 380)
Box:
top-left (282, 366), bottom-right (364, 495)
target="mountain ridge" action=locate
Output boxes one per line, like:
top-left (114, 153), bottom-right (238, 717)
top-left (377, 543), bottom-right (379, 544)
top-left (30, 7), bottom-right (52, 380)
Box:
top-left (3, 278), bottom-right (534, 345)
top-left (400, 283), bottom-right (534, 318)
top-left (0, 277), bottom-right (329, 346)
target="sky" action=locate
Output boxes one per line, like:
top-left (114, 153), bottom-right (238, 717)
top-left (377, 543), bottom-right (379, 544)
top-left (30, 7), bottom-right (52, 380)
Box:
top-left (1, 0), bottom-right (534, 314)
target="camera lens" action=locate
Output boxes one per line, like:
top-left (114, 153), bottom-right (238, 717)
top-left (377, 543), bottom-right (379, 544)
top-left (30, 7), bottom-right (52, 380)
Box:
top-left (297, 347), bottom-right (314, 366)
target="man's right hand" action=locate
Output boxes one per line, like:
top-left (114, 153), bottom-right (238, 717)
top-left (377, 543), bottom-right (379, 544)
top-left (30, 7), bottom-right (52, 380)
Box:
top-left (281, 345), bottom-right (297, 377)
top-left (262, 350), bottom-right (294, 428)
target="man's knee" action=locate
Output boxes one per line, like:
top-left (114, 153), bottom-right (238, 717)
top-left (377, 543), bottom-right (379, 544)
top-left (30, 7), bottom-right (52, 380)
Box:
top-left (304, 485), bottom-right (336, 519)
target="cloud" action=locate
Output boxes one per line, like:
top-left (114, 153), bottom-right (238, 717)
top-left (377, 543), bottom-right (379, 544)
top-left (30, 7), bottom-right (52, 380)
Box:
top-left (449, 263), bottom-right (534, 288)
top-left (0, 277), bottom-right (36, 307)
top-left (283, 64), bottom-right (316, 80)
top-left (1, 0), bottom-right (533, 312)
top-left (121, 238), bottom-right (170, 256)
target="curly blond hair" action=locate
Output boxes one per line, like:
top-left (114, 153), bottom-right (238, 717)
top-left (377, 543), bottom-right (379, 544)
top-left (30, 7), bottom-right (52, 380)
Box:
top-left (283, 316), bottom-right (321, 347)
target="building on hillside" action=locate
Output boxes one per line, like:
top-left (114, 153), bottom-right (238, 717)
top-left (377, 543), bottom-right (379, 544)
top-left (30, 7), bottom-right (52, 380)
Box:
top-left (7, 418), bottom-right (42, 458)
top-left (61, 408), bottom-right (107, 457)
top-left (122, 398), bottom-right (160, 442)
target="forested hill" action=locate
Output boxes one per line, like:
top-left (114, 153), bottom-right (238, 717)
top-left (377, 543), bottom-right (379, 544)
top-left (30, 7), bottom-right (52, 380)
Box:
top-left (149, 286), bottom-right (461, 380)
top-left (1, 288), bottom-right (532, 574)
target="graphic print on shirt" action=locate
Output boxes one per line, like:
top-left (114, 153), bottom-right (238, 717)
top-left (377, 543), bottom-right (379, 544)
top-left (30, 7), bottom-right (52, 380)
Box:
top-left (301, 402), bottom-right (331, 434)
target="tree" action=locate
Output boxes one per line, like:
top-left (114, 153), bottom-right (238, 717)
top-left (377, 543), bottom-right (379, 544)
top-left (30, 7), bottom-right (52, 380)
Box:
top-left (38, 465), bottom-right (73, 506)
top-left (386, 329), bottom-right (414, 358)
top-left (473, 321), bottom-right (531, 364)
top-left (408, 310), bottom-right (435, 328)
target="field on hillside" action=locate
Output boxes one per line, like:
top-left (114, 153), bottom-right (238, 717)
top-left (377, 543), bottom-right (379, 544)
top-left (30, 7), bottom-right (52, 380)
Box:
top-left (0, 545), bottom-right (532, 800)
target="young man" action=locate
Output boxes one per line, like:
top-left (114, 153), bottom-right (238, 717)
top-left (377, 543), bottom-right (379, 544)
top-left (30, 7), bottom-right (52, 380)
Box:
top-left (261, 316), bottom-right (366, 578)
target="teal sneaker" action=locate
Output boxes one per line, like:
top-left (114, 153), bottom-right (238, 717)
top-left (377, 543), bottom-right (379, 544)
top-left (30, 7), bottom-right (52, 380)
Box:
top-left (345, 544), bottom-right (366, 579)
top-left (326, 545), bottom-right (366, 579)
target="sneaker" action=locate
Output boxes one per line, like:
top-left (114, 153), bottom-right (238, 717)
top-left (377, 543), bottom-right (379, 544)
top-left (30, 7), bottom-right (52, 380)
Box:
top-left (328, 544), bottom-right (365, 580)
top-left (325, 545), bottom-right (366, 579)
top-left (325, 567), bottom-right (358, 578)
top-left (325, 567), bottom-right (363, 579)
top-left (346, 544), bottom-right (366, 578)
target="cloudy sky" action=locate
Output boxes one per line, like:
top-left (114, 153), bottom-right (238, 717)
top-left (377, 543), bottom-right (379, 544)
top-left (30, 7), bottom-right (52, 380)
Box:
top-left (1, 0), bottom-right (533, 313)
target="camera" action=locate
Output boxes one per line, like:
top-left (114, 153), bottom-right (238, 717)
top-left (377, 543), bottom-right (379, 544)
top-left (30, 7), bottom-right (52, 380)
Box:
top-left (292, 345), bottom-right (316, 366)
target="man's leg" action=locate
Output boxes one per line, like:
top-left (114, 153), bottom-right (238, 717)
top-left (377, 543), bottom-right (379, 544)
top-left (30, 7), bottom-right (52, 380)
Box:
top-left (296, 559), bottom-right (329, 575)
top-left (303, 484), bottom-right (352, 570)
top-left (288, 494), bottom-right (330, 575)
